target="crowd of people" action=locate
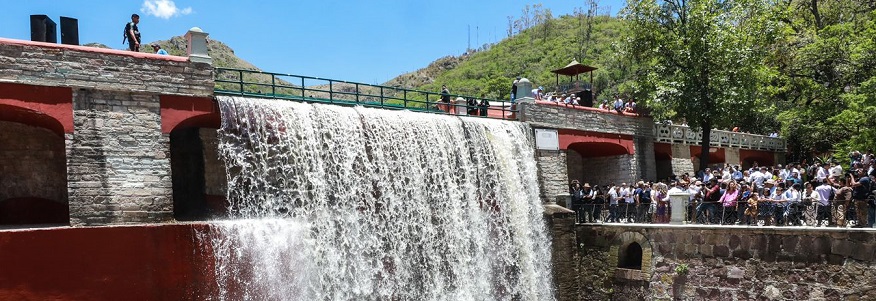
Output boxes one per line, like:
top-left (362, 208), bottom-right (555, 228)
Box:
top-left (569, 155), bottom-right (876, 228)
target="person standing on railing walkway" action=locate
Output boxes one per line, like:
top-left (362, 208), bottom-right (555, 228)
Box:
top-left (634, 181), bottom-right (652, 223)
top-left (510, 77), bottom-right (519, 102)
top-left (439, 85), bottom-right (451, 113)
top-left (814, 181), bottom-right (834, 226)
top-left (569, 180), bottom-right (583, 222)
top-left (477, 94), bottom-right (490, 117)
top-left (621, 183), bottom-right (636, 222)
top-left (697, 178), bottom-right (720, 224)
top-left (784, 183), bottom-right (803, 226)
top-left (580, 183), bottom-right (596, 223)
top-left (719, 180), bottom-right (740, 224)
top-left (607, 183), bottom-right (620, 223)
top-left (849, 168), bottom-right (872, 228)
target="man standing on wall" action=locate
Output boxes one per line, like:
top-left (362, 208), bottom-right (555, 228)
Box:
top-left (124, 14), bottom-right (141, 52)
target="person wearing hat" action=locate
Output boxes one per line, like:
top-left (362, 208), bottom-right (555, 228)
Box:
top-left (569, 180), bottom-right (583, 222)
top-left (151, 44), bottom-right (168, 55)
top-left (580, 183), bottom-right (596, 223)
top-left (761, 179), bottom-right (779, 225)
top-left (531, 86), bottom-right (544, 101)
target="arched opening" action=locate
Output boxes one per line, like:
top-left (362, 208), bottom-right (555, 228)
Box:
top-left (161, 96), bottom-right (226, 221)
top-left (618, 242), bottom-right (643, 270)
top-left (654, 143), bottom-right (673, 181)
top-left (740, 149), bottom-right (775, 170)
top-left (0, 120), bottom-right (69, 225)
top-left (690, 146), bottom-right (726, 171)
top-left (566, 141), bottom-right (634, 186)
top-left (170, 125), bottom-right (227, 221)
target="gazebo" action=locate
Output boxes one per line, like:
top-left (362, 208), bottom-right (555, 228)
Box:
top-left (551, 60), bottom-right (597, 106)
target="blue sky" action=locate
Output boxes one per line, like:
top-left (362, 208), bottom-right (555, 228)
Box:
top-left (2, 0), bottom-right (624, 84)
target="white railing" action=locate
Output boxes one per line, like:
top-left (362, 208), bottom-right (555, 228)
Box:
top-left (653, 124), bottom-right (786, 151)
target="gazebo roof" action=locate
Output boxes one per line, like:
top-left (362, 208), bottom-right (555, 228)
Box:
top-left (551, 60), bottom-right (598, 76)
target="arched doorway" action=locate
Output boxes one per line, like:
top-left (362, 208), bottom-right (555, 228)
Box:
top-left (654, 143), bottom-right (673, 181)
top-left (0, 119), bottom-right (69, 225)
top-left (566, 141), bottom-right (634, 186)
top-left (162, 96), bottom-right (225, 220)
top-left (618, 242), bottom-right (643, 270)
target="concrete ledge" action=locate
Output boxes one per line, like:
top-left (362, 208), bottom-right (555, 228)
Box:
top-left (0, 37), bottom-right (189, 62)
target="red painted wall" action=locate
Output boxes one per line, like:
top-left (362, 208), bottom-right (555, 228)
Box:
top-left (0, 83), bottom-right (73, 135)
top-left (654, 143), bottom-right (672, 160)
top-left (0, 224), bottom-right (217, 301)
top-left (690, 146), bottom-right (726, 164)
top-left (557, 129), bottom-right (634, 155)
top-left (740, 149), bottom-right (776, 167)
top-left (160, 96), bottom-right (221, 133)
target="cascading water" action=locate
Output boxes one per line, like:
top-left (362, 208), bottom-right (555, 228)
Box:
top-left (200, 95), bottom-right (554, 300)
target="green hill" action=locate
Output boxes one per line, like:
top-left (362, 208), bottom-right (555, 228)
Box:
top-left (383, 14), bottom-right (627, 103)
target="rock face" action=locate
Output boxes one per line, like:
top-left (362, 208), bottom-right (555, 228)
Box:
top-left (551, 221), bottom-right (876, 300)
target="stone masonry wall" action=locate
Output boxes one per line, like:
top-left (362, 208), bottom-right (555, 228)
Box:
top-left (0, 121), bottom-right (67, 203)
top-left (566, 150), bottom-right (584, 183)
top-left (67, 90), bottom-right (172, 225)
top-left (0, 39), bottom-right (214, 225)
top-left (635, 137), bottom-right (657, 181)
top-left (518, 102), bottom-right (654, 138)
top-left (578, 154), bottom-right (637, 186)
top-left (0, 39), bottom-right (213, 97)
top-left (536, 150), bottom-right (569, 203)
top-left (726, 147), bottom-right (741, 166)
top-left (201, 128), bottom-right (226, 196)
top-left (671, 144), bottom-right (695, 177)
top-left (553, 223), bottom-right (876, 300)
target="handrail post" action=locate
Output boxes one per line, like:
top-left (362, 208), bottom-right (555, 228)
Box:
top-left (403, 90), bottom-right (408, 108)
top-left (271, 74), bottom-right (276, 96)
top-left (355, 83), bottom-right (360, 104)
top-left (238, 70), bottom-right (244, 95)
top-left (380, 87), bottom-right (384, 106)
top-left (301, 77), bottom-right (305, 98)
top-left (329, 80), bottom-right (333, 102)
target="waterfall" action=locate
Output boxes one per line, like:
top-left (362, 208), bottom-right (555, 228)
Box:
top-left (201, 96), bottom-right (554, 300)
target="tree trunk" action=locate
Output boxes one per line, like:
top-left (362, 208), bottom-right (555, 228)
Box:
top-left (699, 122), bottom-right (711, 174)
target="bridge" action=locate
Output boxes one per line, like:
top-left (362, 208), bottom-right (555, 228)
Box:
top-left (0, 30), bottom-right (785, 226)
top-left (3, 28), bottom-right (875, 301)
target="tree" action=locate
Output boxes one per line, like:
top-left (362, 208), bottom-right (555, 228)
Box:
top-left (622, 0), bottom-right (773, 171)
top-left (766, 1), bottom-right (876, 162)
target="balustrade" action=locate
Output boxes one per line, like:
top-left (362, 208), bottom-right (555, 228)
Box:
top-left (654, 124), bottom-right (785, 151)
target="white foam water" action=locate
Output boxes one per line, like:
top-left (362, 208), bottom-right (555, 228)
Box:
top-left (201, 96), bottom-right (554, 300)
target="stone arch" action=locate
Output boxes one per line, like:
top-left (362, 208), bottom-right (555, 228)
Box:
top-left (619, 242), bottom-right (643, 270)
top-left (610, 231), bottom-right (653, 280)
top-left (0, 83), bottom-right (74, 136)
top-left (0, 121), bottom-right (69, 225)
top-left (739, 149), bottom-right (775, 170)
top-left (162, 96), bottom-right (226, 220)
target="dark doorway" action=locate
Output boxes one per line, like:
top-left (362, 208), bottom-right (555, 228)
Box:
top-left (619, 242), bottom-right (643, 270)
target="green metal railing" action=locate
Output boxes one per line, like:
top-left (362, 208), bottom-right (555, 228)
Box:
top-left (213, 67), bottom-right (517, 120)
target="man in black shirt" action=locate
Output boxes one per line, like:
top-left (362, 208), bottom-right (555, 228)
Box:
top-left (125, 14), bottom-right (141, 51)
top-left (850, 168), bottom-right (871, 228)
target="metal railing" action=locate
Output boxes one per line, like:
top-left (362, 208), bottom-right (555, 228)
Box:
top-left (654, 124), bottom-right (786, 151)
top-left (213, 68), bottom-right (517, 120)
top-left (573, 199), bottom-right (873, 228)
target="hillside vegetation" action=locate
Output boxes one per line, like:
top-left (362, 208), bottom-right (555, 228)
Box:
top-left (384, 12), bottom-right (626, 102)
